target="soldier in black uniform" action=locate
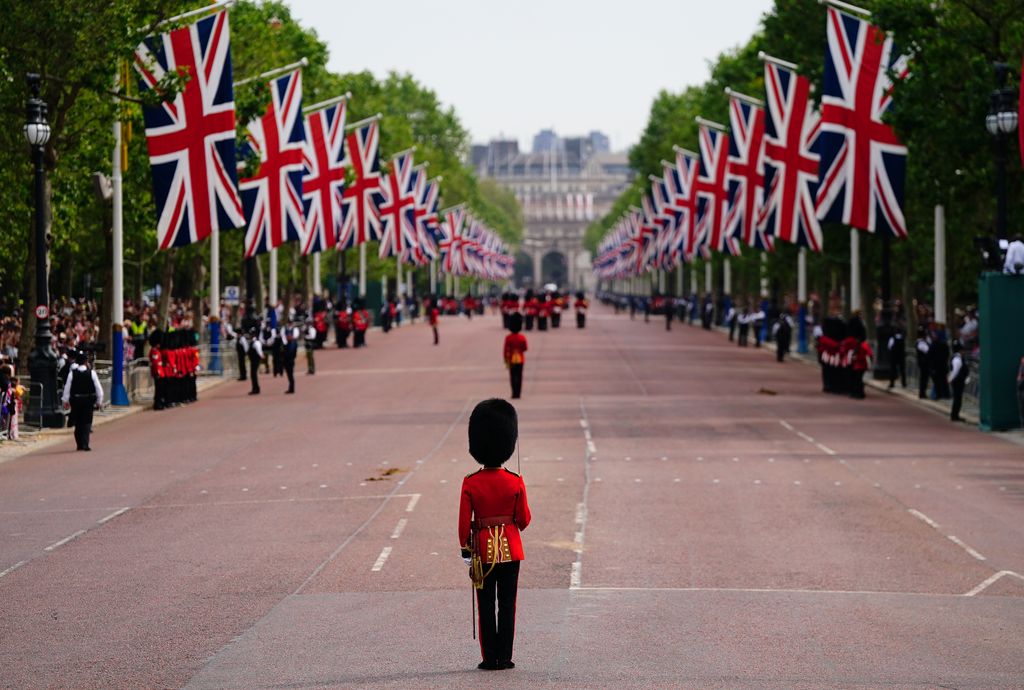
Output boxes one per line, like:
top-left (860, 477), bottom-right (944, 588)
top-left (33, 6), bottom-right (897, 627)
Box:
top-left (283, 326), bottom-right (298, 394)
top-left (61, 350), bottom-right (103, 451)
top-left (948, 339), bottom-right (968, 422)
top-left (246, 327), bottom-right (265, 395)
top-left (888, 326), bottom-right (906, 389)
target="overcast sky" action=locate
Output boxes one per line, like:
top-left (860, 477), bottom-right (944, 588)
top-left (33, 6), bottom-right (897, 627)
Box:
top-left (286, 0), bottom-right (774, 153)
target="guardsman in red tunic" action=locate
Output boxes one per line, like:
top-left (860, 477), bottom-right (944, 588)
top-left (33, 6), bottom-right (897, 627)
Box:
top-left (574, 291), bottom-right (589, 329)
top-left (523, 290), bottom-right (538, 331)
top-left (503, 313), bottom-right (528, 399)
top-left (459, 399), bottom-right (531, 671)
top-left (352, 300), bottom-right (370, 348)
top-left (150, 335), bottom-right (165, 410)
top-left (429, 298), bottom-right (440, 345)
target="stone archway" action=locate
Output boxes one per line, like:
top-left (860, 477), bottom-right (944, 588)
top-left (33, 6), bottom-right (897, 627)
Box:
top-left (541, 251), bottom-right (568, 289)
top-left (514, 251), bottom-right (535, 288)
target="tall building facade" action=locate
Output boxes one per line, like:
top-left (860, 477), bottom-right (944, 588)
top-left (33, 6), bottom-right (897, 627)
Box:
top-left (471, 129), bottom-right (632, 291)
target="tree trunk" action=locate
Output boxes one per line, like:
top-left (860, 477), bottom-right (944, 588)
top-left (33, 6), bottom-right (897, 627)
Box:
top-left (254, 256), bottom-right (265, 313)
top-left (156, 249), bottom-right (176, 329)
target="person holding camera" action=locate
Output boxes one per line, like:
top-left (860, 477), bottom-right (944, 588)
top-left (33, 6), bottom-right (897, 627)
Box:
top-left (61, 349), bottom-right (103, 451)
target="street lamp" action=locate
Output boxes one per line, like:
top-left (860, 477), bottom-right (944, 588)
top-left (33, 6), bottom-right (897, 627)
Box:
top-left (987, 62), bottom-right (1018, 242)
top-left (24, 73), bottom-right (63, 428)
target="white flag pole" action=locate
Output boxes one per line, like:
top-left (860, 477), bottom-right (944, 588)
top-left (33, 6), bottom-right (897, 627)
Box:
top-left (850, 229), bottom-right (861, 313)
top-left (934, 205), bottom-right (946, 324)
top-left (430, 259), bottom-right (437, 295)
top-left (358, 242), bottom-right (367, 298)
top-left (269, 248), bottom-right (278, 308)
top-left (312, 252), bottom-right (321, 299)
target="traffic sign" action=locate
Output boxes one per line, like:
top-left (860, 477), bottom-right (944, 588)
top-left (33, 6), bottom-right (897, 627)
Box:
top-left (35, 304), bottom-right (48, 320)
top-left (223, 286), bottom-right (240, 305)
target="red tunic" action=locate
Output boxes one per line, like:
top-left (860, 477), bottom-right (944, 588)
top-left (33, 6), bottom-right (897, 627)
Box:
top-left (459, 468), bottom-right (531, 562)
top-left (504, 333), bottom-right (528, 366)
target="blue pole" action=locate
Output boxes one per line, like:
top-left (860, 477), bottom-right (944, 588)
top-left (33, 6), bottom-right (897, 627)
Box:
top-left (209, 320), bottom-right (222, 374)
top-left (797, 304), bottom-right (808, 354)
top-left (110, 326), bottom-right (130, 406)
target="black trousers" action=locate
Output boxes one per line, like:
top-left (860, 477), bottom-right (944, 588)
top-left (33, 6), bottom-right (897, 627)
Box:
top-left (337, 328), bottom-right (349, 348)
top-left (509, 364), bottom-right (523, 399)
top-left (951, 379), bottom-right (965, 420)
top-left (249, 354), bottom-right (261, 393)
top-left (285, 361), bottom-right (295, 392)
top-left (576, 312), bottom-right (585, 329)
top-left (354, 330), bottom-right (366, 347)
top-left (236, 343), bottom-right (247, 380)
top-left (433, 325), bottom-right (439, 345)
top-left (890, 351), bottom-right (906, 388)
top-left (738, 324), bottom-right (749, 347)
top-left (917, 357), bottom-right (929, 398)
top-left (524, 315), bottom-right (534, 330)
top-left (665, 312), bottom-right (673, 331)
top-left (552, 312), bottom-right (561, 328)
top-left (776, 335), bottom-right (790, 362)
top-left (70, 400), bottom-right (94, 449)
top-left (476, 561), bottom-right (520, 665)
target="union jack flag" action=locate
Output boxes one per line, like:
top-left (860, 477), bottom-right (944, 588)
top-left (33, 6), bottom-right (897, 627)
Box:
top-left (695, 123), bottom-right (740, 256)
top-left (815, 7), bottom-right (910, 238)
top-left (649, 175), bottom-right (679, 269)
top-left (338, 120), bottom-right (382, 248)
top-left (376, 151), bottom-right (417, 260)
top-left (665, 149), bottom-right (701, 261)
top-left (438, 206), bottom-right (466, 275)
top-left (300, 100), bottom-right (347, 255)
top-left (238, 70), bottom-right (306, 258)
top-left (411, 175), bottom-right (440, 265)
top-left (134, 10), bottom-right (244, 250)
top-left (758, 59), bottom-right (823, 251)
top-left (724, 95), bottom-right (772, 251)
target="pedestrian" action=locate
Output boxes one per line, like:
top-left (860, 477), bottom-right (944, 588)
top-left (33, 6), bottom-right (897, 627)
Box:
top-left (1003, 233), bottom-right (1024, 274)
top-left (304, 319), bottom-right (316, 375)
top-left (503, 313), bottom-right (528, 400)
top-left (429, 298), bottom-right (440, 345)
top-left (948, 340), bottom-right (968, 422)
top-left (727, 304), bottom-right (737, 341)
top-left (737, 306), bottom-right (750, 347)
top-left (664, 296), bottom-right (674, 331)
top-left (773, 311), bottom-right (793, 363)
top-left (61, 349), bottom-right (103, 451)
top-left (459, 398), bottom-right (531, 671)
top-left (352, 300), bottom-right (369, 348)
top-left (574, 292), bottom-right (588, 329)
top-left (233, 320), bottom-right (248, 382)
top-left (245, 327), bottom-right (264, 395)
top-left (283, 326), bottom-right (297, 394)
top-left (915, 327), bottom-right (930, 399)
top-left (849, 337), bottom-right (873, 400)
top-left (702, 294), bottom-right (714, 330)
top-left (888, 327), bottom-right (907, 389)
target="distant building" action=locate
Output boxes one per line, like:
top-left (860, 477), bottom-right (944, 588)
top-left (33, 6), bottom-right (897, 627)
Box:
top-left (470, 129), bottom-right (632, 291)
top-left (532, 129), bottom-right (560, 153)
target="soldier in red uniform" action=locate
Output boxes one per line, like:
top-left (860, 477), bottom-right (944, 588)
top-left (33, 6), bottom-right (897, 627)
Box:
top-left (429, 297), bottom-right (440, 345)
top-left (574, 291), bottom-right (589, 329)
top-left (335, 303), bottom-right (351, 348)
top-left (523, 290), bottom-right (538, 331)
top-left (149, 332), bottom-right (165, 410)
top-left (459, 398), bottom-right (531, 671)
top-left (503, 313), bottom-right (528, 399)
top-left (352, 300), bottom-right (370, 348)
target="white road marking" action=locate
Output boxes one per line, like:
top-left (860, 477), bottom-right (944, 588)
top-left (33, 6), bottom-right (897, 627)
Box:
top-left (634, 478), bottom-right (642, 483)
top-left (97, 507), bottom-right (129, 525)
top-left (947, 535), bottom-right (986, 561)
top-left (779, 420), bottom-right (794, 431)
top-left (0, 560), bottom-right (27, 579)
top-left (796, 431), bottom-right (815, 443)
top-left (574, 531), bottom-right (583, 545)
top-left (732, 457), bottom-right (739, 462)
top-left (816, 443), bottom-right (837, 456)
top-left (557, 477), bottom-right (564, 482)
top-left (320, 485), bottom-right (328, 489)
top-left (754, 480), bottom-right (762, 485)
top-left (574, 585), bottom-right (1002, 599)
top-left (575, 503), bottom-right (585, 524)
top-left (405, 494), bottom-right (421, 512)
top-left (569, 561), bottom-right (582, 588)
top-left (439, 479), bottom-right (447, 484)
top-left (673, 478), bottom-right (681, 483)
top-left (371, 546), bottom-right (393, 572)
top-left (571, 398), bottom-right (597, 591)
top-left (44, 530), bottom-right (86, 552)
top-left (908, 509), bottom-right (940, 529)
top-left (768, 458), bottom-right (775, 463)
top-left (661, 456), bottom-right (668, 461)
top-left (579, 419), bottom-right (588, 429)
top-left (793, 481), bottom-right (801, 486)
top-left (587, 441), bottom-right (597, 454)
top-left (964, 570), bottom-right (1024, 596)
top-left (391, 519), bottom-right (407, 539)
top-left (712, 479), bottom-right (720, 484)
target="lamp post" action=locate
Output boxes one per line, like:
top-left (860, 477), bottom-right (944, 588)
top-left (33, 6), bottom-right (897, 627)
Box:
top-left (987, 62), bottom-right (1019, 242)
top-left (24, 74), bottom-right (62, 428)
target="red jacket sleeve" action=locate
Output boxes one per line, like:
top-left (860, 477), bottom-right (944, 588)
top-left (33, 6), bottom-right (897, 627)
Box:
top-left (515, 476), bottom-right (531, 531)
top-left (458, 479), bottom-right (473, 548)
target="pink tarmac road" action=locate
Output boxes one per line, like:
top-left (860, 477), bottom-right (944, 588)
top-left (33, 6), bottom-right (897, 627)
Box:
top-left (1, 306), bottom-right (1022, 689)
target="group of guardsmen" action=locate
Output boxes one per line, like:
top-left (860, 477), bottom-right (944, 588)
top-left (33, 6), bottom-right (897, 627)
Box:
top-left (499, 290), bottom-right (589, 332)
top-left (148, 329), bottom-right (200, 409)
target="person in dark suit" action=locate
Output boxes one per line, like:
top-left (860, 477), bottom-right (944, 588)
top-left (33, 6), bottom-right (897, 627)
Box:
top-left (283, 326), bottom-right (298, 394)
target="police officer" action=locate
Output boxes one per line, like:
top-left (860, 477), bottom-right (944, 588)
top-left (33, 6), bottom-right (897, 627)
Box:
top-left (888, 327), bottom-right (907, 389)
top-left (61, 350), bottom-right (103, 451)
top-left (304, 318), bottom-right (317, 375)
top-left (948, 340), bottom-right (968, 422)
top-left (246, 327), bottom-right (265, 395)
top-left (915, 327), bottom-right (930, 399)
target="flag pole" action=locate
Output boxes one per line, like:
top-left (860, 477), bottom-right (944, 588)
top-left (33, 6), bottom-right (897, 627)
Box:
top-left (817, 0), bottom-right (871, 18)
top-left (110, 65), bottom-right (129, 407)
top-left (234, 58), bottom-right (309, 87)
top-left (345, 113), bottom-right (383, 132)
top-left (694, 116), bottom-right (727, 132)
top-left (850, 229), bottom-right (861, 313)
top-left (270, 248), bottom-right (278, 309)
top-left (797, 247), bottom-right (808, 353)
top-left (430, 259), bottom-right (437, 295)
top-left (724, 87), bottom-right (765, 107)
top-left (358, 243), bottom-right (367, 298)
top-left (757, 51), bottom-right (800, 71)
top-left (302, 92), bottom-right (351, 115)
top-left (313, 252), bottom-right (321, 299)
top-left (139, 0), bottom-right (236, 34)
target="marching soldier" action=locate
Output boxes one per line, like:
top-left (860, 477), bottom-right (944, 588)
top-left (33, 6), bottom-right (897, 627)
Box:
top-left (352, 299), bottom-right (370, 348)
top-left (429, 297), bottom-right (441, 345)
top-left (523, 290), bottom-right (538, 331)
top-left (61, 349), bottom-right (103, 451)
top-left (574, 292), bottom-right (588, 329)
top-left (503, 313), bottom-right (528, 400)
top-left (335, 301), bottom-right (351, 348)
top-left (459, 399), bottom-right (531, 671)
top-left (304, 318), bottom-right (317, 375)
